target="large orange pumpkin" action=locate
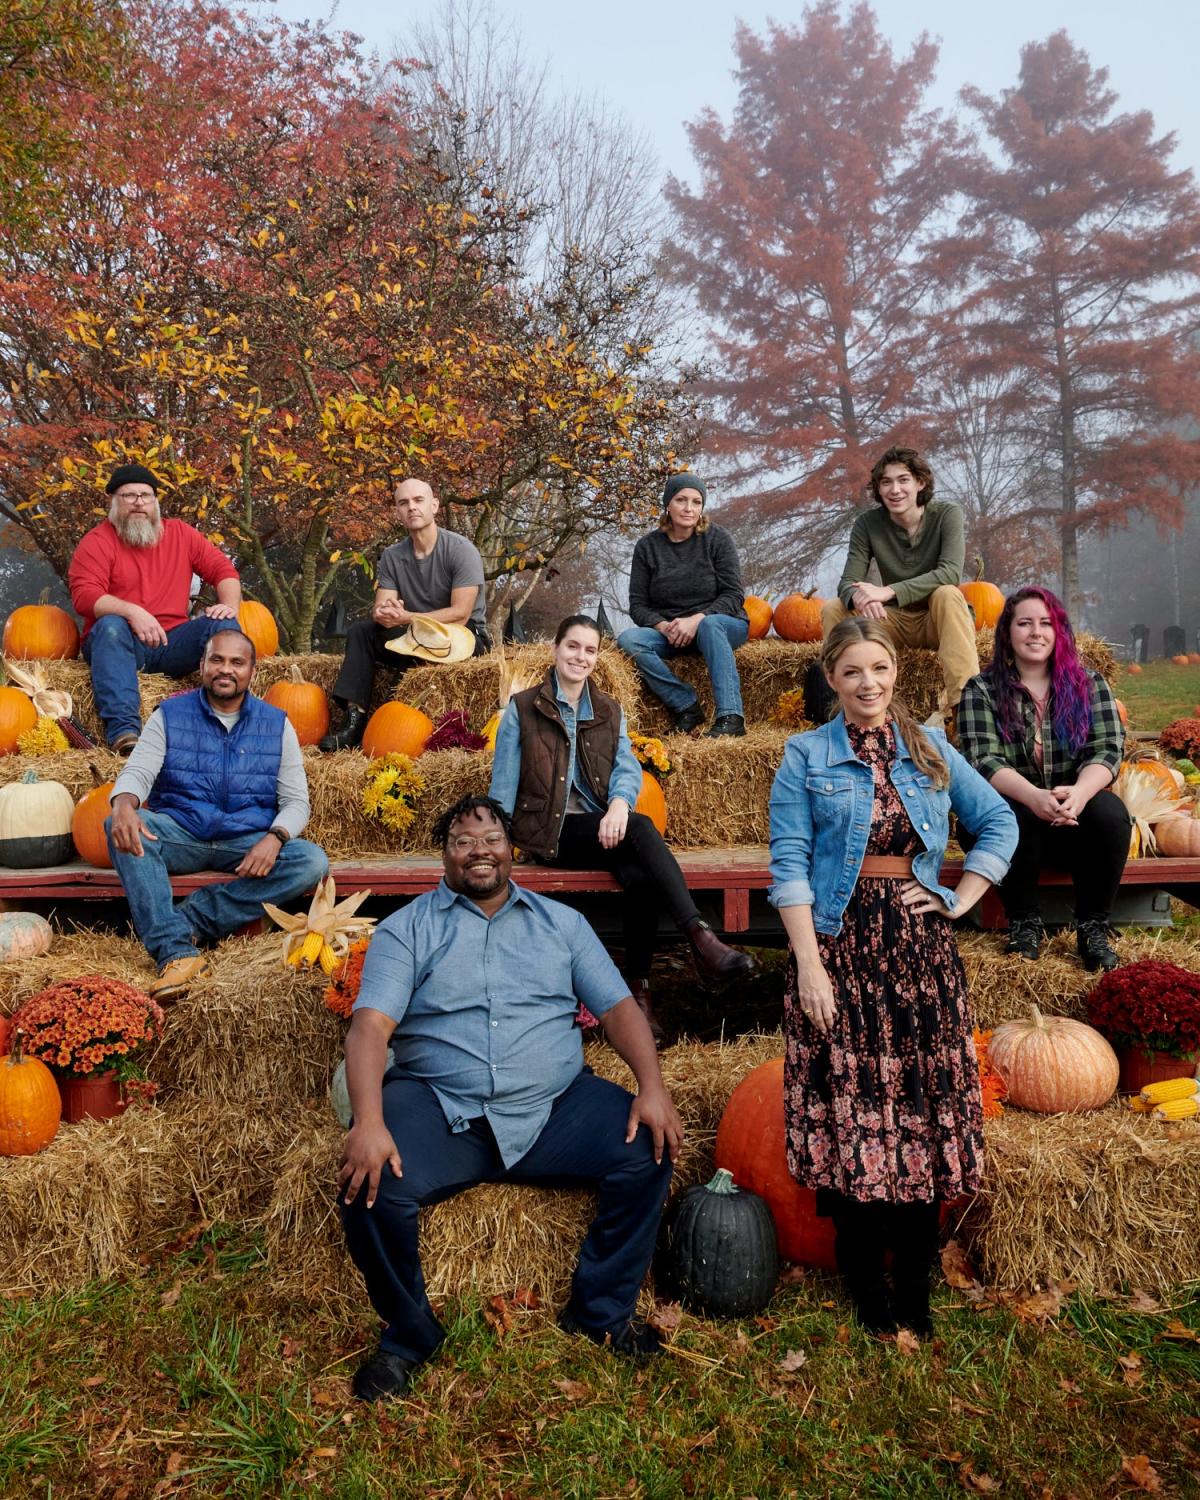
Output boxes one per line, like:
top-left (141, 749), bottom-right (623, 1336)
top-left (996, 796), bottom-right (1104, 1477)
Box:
top-left (715, 1058), bottom-right (838, 1270)
top-left (1155, 807), bottom-right (1200, 857)
top-left (361, 701), bottom-right (435, 759)
top-left (959, 557), bottom-right (1004, 630)
top-left (237, 600), bottom-right (280, 658)
top-left (987, 1006), bottom-right (1118, 1113)
top-left (1172, 654), bottom-right (1190, 667)
top-left (72, 778), bottom-right (116, 867)
top-left (1126, 756), bottom-right (1180, 799)
top-left (0, 686), bottom-right (37, 755)
top-left (3, 599), bottom-right (80, 660)
top-left (263, 664), bottom-right (330, 746)
top-left (772, 591), bottom-right (825, 643)
top-left (634, 769), bottom-right (667, 835)
top-left (0, 1037), bottom-right (62, 1155)
top-left (743, 596), bottom-right (773, 641)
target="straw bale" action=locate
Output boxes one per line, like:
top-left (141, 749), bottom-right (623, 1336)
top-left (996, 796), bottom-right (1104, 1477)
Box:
top-left (0, 928), bottom-right (151, 1017)
top-left (965, 1105), bottom-right (1200, 1293)
top-left (0, 746), bottom-right (121, 797)
top-left (661, 728), bottom-right (788, 848)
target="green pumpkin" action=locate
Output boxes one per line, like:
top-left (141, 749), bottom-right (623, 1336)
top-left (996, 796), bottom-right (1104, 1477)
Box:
top-left (0, 770), bottom-right (75, 868)
top-left (659, 1168), bottom-right (779, 1319)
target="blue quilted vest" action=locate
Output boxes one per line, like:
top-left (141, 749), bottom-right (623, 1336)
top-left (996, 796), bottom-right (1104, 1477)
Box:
top-left (146, 690), bottom-right (285, 840)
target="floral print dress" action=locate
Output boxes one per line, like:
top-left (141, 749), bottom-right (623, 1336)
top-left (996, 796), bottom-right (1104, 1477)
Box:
top-left (783, 722), bottom-right (983, 1205)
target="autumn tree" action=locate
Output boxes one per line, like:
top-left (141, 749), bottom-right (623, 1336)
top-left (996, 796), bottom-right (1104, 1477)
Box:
top-left (949, 32), bottom-right (1200, 612)
top-left (664, 2), bottom-right (965, 584)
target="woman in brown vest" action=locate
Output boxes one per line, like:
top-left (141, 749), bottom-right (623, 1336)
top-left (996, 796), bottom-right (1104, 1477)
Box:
top-left (489, 614), bottom-right (757, 1043)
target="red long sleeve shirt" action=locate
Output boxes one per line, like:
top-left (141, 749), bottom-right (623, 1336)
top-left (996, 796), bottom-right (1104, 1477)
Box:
top-left (68, 519), bottom-right (240, 637)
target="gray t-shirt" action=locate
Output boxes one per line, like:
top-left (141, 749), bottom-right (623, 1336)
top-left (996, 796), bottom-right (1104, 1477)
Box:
top-left (377, 528), bottom-right (487, 628)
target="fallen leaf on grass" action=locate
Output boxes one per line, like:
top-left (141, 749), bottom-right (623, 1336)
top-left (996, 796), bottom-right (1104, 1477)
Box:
top-left (778, 1348), bottom-right (808, 1373)
top-left (894, 1329), bottom-right (921, 1357)
top-left (82, 1375), bottom-right (104, 1388)
top-left (159, 1281), bottom-right (182, 1309)
top-left (1126, 1289), bottom-right (1164, 1314)
top-left (950, 1396), bottom-right (990, 1417)
top-left (509, 1286), bottom-right (540, 1310)
top-left (1058, 1377), bottom-right (1082, 1394)
top-left (834, 1324), bottom-right (850, 1345)
top-left (1120, 1454), bottom-right (1163, 1493)
top-left (553, 1379), bottom-right (590, 1400)
top-left (1118, 1352), bottom-right (1144, 1387)
top-left (958, 1460), bottom-right (1001, 1493)
top-left (281, 1337), bottom-right (302, 1360)
top-left (164, 1452), bottom-right (184, 1476)
top-left (311, 1447), bottom-right (338, 1459)
top-left (1160, 1319), bottom-right (1200, 1343)
top-left (941, 1239), bottom-right (981, 1290)
top-left (647, 1301), bottom-right (683, 1337)
top-left (483, 1295), bottom-right (512, 1336)
top-left (1010, 1285), bottom-right (1064, 1323)
top-left (777, 1265), bottom-right (809, 1286)
top-left (753, 1315), bottom-right (778, 1332)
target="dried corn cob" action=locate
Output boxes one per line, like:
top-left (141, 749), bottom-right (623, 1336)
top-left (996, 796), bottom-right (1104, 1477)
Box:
top-left (1139, 1076), bottom-right (1200, 1105)
top-left (1152, 1096), bottom-right (1200, 1120)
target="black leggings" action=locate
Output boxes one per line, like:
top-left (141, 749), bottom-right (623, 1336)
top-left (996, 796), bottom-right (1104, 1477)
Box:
top-left (548, 811), bottom-right (701, 981)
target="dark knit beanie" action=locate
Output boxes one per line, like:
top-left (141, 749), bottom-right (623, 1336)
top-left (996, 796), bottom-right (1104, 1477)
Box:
top-left (661, 471), bottom-right (707, 508)
top-left (105, 464), bottom-right (159, 495)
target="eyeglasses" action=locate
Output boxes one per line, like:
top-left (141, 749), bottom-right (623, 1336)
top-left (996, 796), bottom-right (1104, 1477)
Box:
top-left (448, 832), bottom-right (508, 854)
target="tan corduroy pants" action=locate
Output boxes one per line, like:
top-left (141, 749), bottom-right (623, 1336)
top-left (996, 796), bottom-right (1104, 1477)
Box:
top-left (820, 586), bottom-right (980, 714)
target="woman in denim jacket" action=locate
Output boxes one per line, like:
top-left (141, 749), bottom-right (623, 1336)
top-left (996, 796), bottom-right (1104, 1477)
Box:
top-left (768, 618), bottom-right (1017, 1338)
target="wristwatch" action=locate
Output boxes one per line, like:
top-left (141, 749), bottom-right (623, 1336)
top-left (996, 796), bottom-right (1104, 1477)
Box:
top-left (268, 825), bottom-right (291, 846)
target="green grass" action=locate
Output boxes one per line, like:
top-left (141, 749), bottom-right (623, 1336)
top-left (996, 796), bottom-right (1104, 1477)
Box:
top-left (0, 1241), bottom-right (1196, 1498)
top-left (1112, 658), bottom-right (1200, 736)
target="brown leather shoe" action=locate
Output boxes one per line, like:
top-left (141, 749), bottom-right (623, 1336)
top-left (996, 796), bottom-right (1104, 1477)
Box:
top-left (687, 921), bottom-right (759, 983)
top-left (629, 978), bottom-right (666, 1049)
top-left (149, 954), bottom-right (212, 1005)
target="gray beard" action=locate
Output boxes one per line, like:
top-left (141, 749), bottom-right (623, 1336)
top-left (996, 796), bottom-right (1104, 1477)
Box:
top-left (113, 513), bottom-right (163, 548)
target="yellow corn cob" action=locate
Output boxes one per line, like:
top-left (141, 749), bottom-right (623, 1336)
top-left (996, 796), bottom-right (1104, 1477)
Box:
top-left (318, 942), bottom-right (338, 975)
top-left (1127, 1095), bottom-right (1154, 1112)
top-left (298, 930), bottom-right (324, 966)
top-left (1152, 1097), bottom-right (1200, 1120)
top-left (285, 941), bottom-right (306, 967)
top-left (1139, 1076), bottom-right (1200, 1105)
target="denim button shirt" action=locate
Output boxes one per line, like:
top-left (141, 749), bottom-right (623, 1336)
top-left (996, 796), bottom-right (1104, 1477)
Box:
top-left (768, 716), bottom-right (1017, 936)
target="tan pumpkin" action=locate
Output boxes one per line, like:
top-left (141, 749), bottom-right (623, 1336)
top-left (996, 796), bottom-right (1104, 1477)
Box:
top-left (0, 912), bottom-right (52, 962)
top-left (743, 596), bottom-right (773, 641)
top-left (1155, 806), bottom-right (1200, 857)
top-left (0, 770), bottom-right (76, 867)
top-left (263, 664), bottom-right (330, 746)
top-left (988, 1005), bottom-right (1118, 1113)
top-left (1172, 654), bottom-right (1190, 666)
top-left (634, 769), bottom-right (667, 835)
top-left (0, 685), bottom-right (37, 755)
top-left (3, 594), bottom-right (80, 660)
top-left (362, 701), bottom-right (435, 759)
top-left (0, 1035), bottom-right (62, 1155)
top-left (772, 590), bottom-right (825, 642)
top-left (72, 776), bottom-right (116, 867)
top-left (959, 557), bottom-right (1005, 630)
top-left (237, 599), bottom-right (280, 658)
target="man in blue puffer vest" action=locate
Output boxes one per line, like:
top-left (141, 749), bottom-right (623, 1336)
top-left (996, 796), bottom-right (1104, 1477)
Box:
top-left (107, 628), bottom-right (329, 1002)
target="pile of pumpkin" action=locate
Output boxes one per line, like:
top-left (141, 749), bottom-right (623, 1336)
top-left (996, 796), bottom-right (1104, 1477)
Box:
top-left (1116, 751), bottom-right (1200, 858)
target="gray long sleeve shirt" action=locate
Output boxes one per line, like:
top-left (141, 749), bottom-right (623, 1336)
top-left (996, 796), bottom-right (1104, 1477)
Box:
top-left (627, 525), bottom-right (747, 627)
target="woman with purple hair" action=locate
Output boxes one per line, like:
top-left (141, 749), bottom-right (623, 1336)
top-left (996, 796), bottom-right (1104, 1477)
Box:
top-left (957, 587), bottom-right (1129, 971)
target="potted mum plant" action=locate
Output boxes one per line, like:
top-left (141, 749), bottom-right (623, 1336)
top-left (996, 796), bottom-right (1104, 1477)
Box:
top-left (12, 975), bottom-right (165, 1122)
top-left (1085, 959), bottom-right (1200, 1093)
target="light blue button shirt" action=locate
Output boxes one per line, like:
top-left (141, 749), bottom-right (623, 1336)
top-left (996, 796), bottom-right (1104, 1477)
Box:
top-left (354, 879), bottom-right (630, 1165)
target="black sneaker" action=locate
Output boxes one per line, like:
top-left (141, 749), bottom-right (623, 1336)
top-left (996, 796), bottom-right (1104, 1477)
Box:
top-left (705, 714), bottom-right (746, 738)
top-left (1077, 918), bottom-right (1120, 973)
top-left (671, 703), bottom-right (705, 735)
top-left (351, 1348), bottom-right (418, 1402)
top-left (558, 1309), bottom-right (663, 1360)
top-left (1004, 915), bottom-right (1046, 962)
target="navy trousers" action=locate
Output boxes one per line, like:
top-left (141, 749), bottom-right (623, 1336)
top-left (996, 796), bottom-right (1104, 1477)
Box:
top-left (339, 1069), bottom-right (674, 1364)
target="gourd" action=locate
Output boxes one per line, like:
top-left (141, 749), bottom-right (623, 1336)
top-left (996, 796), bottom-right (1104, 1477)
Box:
top-left (0, 1035), bottom-right (62, 1155)
top-left (361, 701), bottom-right (434, 759)
top-left (72, 775), bottom-right (116, 867)
top-left (263, 664), bottom-right (330, 746)
top-left (715, 1058), bottom-right (837, 1270)
top-left (0, 685), bottom-right (38, 755)
top-left (959, 557), bottom-right (1005, 630)
top-left (743, 596), bottom-right (773, 641)
top-left (659, 1168), bottom-right (779, 1318)
top-left (0, 912), bottom-right (53, 962)
top-left (988, 1006), bottom-right (1119, 1113)
top-left (634, 769), bottom-right (667, 836)
top-left (3, 594), bottom-right (80, 660)
top-left (237, 600), bottom-right (280, 658)
top-left (772, 591), bottom-right (825, 643)
top-left (0, 770), bottom-right (75, 867)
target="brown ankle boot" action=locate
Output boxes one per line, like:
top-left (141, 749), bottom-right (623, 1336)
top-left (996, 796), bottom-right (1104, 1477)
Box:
top-left (686, 921), bottom-right (758, 983)
top-left (629, 978), bottom-right (666, 1049)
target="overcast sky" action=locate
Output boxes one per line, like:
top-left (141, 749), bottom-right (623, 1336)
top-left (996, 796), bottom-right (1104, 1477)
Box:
top-left (264, 0), bottom-right (1199, 185)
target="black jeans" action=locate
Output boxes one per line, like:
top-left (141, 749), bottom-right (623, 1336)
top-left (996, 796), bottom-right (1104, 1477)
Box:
top-left (330, 617), bottom-right (491, 707)
top-left (963, 788), bottom-right (1130, 922)
top-left (549, 811), bottom-right (701, 981)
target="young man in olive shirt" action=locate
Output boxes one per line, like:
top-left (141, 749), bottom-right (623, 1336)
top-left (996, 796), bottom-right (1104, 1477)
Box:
top-left (819, 447), bottom-right (979, 723)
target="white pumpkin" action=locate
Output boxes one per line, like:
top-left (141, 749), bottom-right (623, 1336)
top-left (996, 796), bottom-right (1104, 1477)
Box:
top-left (0, 771), bottom-right (75, 868)
top-left (0, 912), bottom-right (53, 963)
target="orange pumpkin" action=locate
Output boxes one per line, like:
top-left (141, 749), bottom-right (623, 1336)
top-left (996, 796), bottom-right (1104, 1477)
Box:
top-left (634, 769), bottom-right (667, 835)
top-left (988, 1006), bottom-right (1118, 1113)
top-left (0, 1036), bottom-right (62, 1155)
top-left (959, 557), bottom-right (1005, 630)
top-left (1155, 807), bottom-right (1200, 857)
top-left (263, 664), bottom-right (330, 746)
top-left (715, 1058), bottom-right (837, 1270)
top-left (1189, 653), bottom-right (1200, 664)
top-left (1127, 663), bottom-right (1143, 675)
top-left (743, 596), bottom-right (773, 641)
top-left (1172, 654), bottom-right (1190, 666)
top-left (0, 686), bottom-right (37, 755)
top-left (1115, 698), bottom-right (1128, 727)
top-left (772, 590), bottom-right (825, 643)
top-left (72, 777), bottom-right (116, 867)
top-left (1126, 756), bottom-right (1180, 799)
top-left (362, 701), bottom-right (435, 759)
top-left (237, 600), bottom-right (280, 658)
top-left (3, 598), bottom-right (80, 660)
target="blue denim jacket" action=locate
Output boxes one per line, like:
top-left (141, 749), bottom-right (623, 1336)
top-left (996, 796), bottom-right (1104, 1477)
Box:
top-left (768, 715), bottom-right (1017, 935)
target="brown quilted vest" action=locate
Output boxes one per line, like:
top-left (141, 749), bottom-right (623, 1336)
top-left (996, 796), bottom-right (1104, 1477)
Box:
top-left (508, 671), bottom-right (622, 860)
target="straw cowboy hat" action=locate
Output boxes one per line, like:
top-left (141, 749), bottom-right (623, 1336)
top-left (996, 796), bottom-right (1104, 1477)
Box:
top-left (384, 614), bottom-right (477, 664)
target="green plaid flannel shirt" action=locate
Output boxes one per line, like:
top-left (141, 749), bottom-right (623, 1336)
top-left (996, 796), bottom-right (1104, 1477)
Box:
top-left (957, 670), bottom-right (1124, 790)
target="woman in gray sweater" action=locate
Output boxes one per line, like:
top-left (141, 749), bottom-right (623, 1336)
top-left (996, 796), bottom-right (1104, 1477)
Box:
top-left (617, 473), bottom-right (749, 737)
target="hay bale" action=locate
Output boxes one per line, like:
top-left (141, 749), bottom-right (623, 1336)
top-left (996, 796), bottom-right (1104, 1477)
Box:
top-left (965, 1105), bottom-right (1200, 1293)
top-left (662, 729), bottom-right (788, 848)
top-left (0, 747), bottom-right (121, 797)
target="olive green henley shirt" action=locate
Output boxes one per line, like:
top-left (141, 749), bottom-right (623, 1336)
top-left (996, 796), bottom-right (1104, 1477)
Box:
top-left (836, 499), bottom-right (967, 610)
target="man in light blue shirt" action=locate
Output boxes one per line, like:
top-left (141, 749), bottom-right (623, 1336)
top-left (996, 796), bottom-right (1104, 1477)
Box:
top-left (338, 794), bottom-right (684, 1402)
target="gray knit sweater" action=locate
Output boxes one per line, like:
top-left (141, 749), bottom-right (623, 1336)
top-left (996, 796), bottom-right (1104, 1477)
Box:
top-left (627, 525), bottom-right (747, 627)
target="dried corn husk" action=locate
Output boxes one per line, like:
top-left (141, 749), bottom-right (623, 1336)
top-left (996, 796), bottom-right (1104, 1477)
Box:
top-left (1114, 763), bottom-right (1186, 856)
top-left (4, 657), bottom-right (97, 748)
top-left (480, 648), bottom-right (536, 749)
top-left (262, 874), bottom-right (376, 971)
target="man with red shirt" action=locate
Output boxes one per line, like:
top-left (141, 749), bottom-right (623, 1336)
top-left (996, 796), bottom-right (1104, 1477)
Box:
top-left (69, 465), bottom-right (243, 754)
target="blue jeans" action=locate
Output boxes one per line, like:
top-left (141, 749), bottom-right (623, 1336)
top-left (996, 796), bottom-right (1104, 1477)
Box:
top-left (83, 614), bottom-right (232, 746)
top-left (617, 614), bottom-right (749, 717)
top-left (340, 1070), bottom-right (673, 1364)
top-left (105, 810), bottom-right (329, 969)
